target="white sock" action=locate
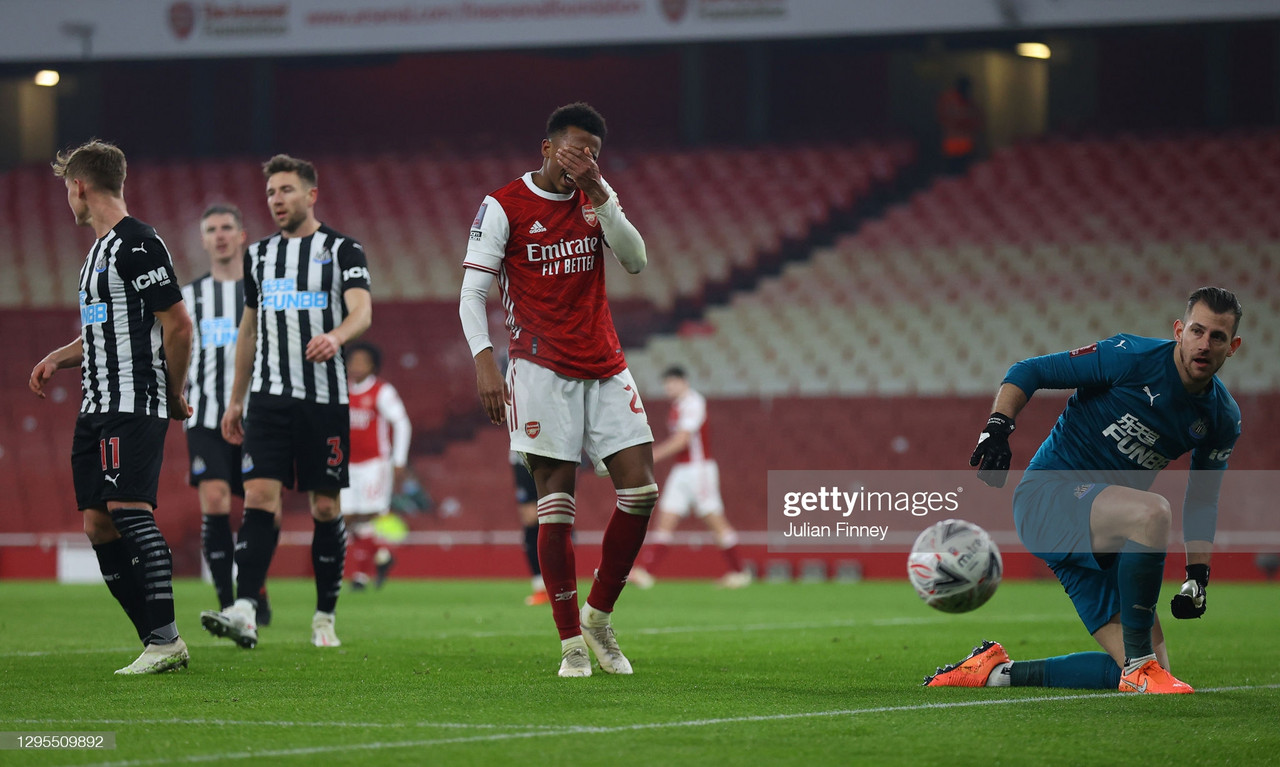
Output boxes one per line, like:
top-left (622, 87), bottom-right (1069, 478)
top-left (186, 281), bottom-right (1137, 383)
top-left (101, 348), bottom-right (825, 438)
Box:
top-left (531, 575), bottom-right (545, 592)
top-left (987, 662), bottom-right (1012, 687)
top-left (581, 602), bottom-right (610, 627)
top-left (1124, 653), bottom-right (1157, 675)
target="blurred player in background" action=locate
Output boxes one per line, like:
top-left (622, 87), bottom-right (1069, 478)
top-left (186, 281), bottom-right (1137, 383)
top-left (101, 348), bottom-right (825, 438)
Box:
top-left (512, 451), bottom-right (548, 605)
top-left (630, 366), bottom-right (749, 589)
top-left (32, 140), bottom-right (193, 674)
top-left (203, 154), bottom-right (372, 649)
top-left (340, 342), bottom-right (411, 590)
top-left (183, 204), bottom-right (274, 626)
top-left (927, 287), bottom-right (1242, 694)
top-left (461, 102), bottom-right (657, 677)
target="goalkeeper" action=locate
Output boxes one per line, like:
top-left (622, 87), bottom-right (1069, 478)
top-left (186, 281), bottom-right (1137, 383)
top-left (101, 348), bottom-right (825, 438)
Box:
top-left (925, 287), bottom-right (1242, 694)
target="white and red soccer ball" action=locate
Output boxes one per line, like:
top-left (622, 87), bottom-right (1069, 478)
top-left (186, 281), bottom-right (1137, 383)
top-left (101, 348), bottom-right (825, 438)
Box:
top-left (907, 519), bottom-right (1002, 613)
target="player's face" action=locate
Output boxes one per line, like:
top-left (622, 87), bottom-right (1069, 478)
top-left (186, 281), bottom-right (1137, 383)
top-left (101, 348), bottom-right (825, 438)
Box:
top-left (347, 350), bottom-right (375, 383)
top-left (65, 178), bottom-right (90, 226)
top-left (266, 172), bottom-right (316, 234)
top-left (1173, 302), bottom-right (1241, 391)
top-left (541, 127), bottom-right (602, 195)
top-left (662, 376), bottom-right (687, 400)
top-left (200, 213), bottom-right (246, 265)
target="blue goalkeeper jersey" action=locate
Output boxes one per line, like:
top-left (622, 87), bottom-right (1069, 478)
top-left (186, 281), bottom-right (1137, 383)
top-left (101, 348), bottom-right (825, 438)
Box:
top-left (1003, 334), bottom-right (1241, 541)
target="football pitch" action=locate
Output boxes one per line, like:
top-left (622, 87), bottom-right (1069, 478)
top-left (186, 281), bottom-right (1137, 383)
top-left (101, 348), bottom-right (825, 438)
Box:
top-left (2, 578), bottom-right (1278, 766)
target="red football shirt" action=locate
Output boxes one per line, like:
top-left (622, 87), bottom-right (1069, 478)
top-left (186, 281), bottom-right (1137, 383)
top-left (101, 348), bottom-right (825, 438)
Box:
top-left (463, 172), bottom-right (626, 380)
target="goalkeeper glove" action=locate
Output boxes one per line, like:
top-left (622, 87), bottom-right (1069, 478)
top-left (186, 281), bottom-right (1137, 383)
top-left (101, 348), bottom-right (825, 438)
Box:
top-left (970, 413), bottom-right (1015, 488)
top-left (1170, 563), bottom-right (1209, 619)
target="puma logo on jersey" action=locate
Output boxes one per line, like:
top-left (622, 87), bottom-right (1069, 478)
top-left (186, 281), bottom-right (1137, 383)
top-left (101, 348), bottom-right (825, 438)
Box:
top-left (1143, 385), bottom-right (1161, 406)
top-left (529, 221), bottom-right (547, 234)
top-left (104, 474), bottom-right (120, 488)
top-left (1114, 339), bottom-right (1129, 350)
top-left (131, 267), bottom-right (172, 291)
top-left (132, 243), bottom-right (147, 254)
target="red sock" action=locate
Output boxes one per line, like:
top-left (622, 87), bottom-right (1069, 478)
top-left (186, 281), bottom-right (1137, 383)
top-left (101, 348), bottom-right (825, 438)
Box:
top-left (538, 522), bottom-right (579, 639)
top-left (721, 544), bottom-right (744, 573)
top-left (346, 534), bottom-right (377, 580)
top-left (642, 542), bottom-right (670, 573)
top-left (587, 493), bottom-right (656, 613)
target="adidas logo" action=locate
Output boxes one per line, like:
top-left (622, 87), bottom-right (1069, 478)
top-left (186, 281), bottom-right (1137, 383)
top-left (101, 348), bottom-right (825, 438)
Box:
top-left (529, 221), bottom-right (547, 234)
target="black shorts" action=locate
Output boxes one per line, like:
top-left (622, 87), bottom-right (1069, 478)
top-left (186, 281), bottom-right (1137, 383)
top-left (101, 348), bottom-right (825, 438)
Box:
top-left (186, 426), bottom-right (244, 497)
top-left (513, 461), bottom-right (537, 505)
top-left (241, 393), bottom-right (350, 492)
top-left (71, 413), bottom-right (169, 510)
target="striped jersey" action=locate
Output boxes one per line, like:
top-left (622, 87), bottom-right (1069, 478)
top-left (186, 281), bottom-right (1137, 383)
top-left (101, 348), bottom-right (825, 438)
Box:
top-left (243, 224), bottom-right (371, 404)
top-left (77, 216), bottom-right (183, 418)
top-left (182, 273), bottom-right (244, 429)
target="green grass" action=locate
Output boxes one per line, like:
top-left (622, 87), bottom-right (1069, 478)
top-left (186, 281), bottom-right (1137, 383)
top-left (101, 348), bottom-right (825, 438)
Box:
top-left (1, 578), bottom-right (1278, 766)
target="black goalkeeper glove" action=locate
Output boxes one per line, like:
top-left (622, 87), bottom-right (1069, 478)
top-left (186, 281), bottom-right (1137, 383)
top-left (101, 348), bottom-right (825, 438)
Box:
top-left (1170, 563), bottom-right (1209, 619)
top-left (970, 413), bottom-right (1015, 488)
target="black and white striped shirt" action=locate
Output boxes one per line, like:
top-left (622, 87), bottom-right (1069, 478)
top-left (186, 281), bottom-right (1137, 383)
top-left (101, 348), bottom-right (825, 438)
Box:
top-left (77, 217), bottom-right (184, 418)
top-left (182, 274), bottom-right (244, 430)
top-left (243, 224), bottom-right (370, 405)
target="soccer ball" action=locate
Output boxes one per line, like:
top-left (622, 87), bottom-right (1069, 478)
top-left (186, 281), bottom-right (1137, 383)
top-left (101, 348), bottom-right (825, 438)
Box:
top-left (907, 519), bottom-right (1002, 613)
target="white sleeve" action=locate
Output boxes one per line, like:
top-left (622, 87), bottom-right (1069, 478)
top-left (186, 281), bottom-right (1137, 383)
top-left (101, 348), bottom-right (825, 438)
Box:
top-left (459, 268), bottom-right (495, 358)
top-left (462, 196), bottom-right (509, 275)
top-left (376, 382), bottom-right (412, 468)
top-left (460, 196), bottom-right (509, 358)
top-left (594, 178), bottom-right (646, 274)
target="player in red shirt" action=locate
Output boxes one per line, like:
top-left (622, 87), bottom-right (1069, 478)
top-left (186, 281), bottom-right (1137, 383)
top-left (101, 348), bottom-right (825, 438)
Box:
top-left (340, 342), bottom-right (411, 590)
top-left (460, 102), bottom-right (656, 678)
top-left (631, 366), bottom-right (749, 589)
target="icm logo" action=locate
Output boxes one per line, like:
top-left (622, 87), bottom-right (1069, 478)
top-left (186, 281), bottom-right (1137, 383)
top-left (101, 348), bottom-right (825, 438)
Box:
top-left (132, 267), bottom-right (172, 291)
top-left (342, 266), bottom-right (370, 283)
top-left (1208, 448), bottom-right (1233, 462)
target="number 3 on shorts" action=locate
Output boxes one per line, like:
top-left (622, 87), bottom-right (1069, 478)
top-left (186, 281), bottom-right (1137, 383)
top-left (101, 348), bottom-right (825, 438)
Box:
top-left (326, 437), bottom-right (344, 467)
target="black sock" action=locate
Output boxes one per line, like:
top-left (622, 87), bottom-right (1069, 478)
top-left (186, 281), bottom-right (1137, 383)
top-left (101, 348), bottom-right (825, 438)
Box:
top-left (109, 508), bottom-right (178, 646)
top-left (235, 508), bottom-right (278, 604)
top-left (202, 514), bottom-right (235, 609)
top-left (93, 538), bottom-right (149, 644)
top-left (523, 524), bottom-right (541, 577)
top-left (1009, 659), bottom-right (1046, 687)
top-left (312, 516), bottom-right (346, 613)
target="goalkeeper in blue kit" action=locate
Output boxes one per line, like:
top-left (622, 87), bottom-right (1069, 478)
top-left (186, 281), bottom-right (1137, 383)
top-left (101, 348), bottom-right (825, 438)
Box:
top-left (925, 287), bottom-right (1242, 694)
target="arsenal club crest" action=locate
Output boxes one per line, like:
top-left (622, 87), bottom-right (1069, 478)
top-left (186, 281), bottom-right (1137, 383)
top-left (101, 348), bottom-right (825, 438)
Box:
top-left (169, 2), bottom-right (196, 39)
top-left (660, 0), bottom-right (690, 23)
top-left (581, 204), bottom-right (598, 227)
top-left (524, 421), bottom-right (541, 439)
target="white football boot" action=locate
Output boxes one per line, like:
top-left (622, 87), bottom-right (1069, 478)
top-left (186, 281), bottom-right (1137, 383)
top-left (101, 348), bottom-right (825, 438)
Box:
top-left (200, 598), bottom-right (258, 649)
top-left (115, 637), bottom-right (189, 675)
top-left (580, 603), bottom-right (633, 675)
top-left (311, 611), bottom-right (342, 647)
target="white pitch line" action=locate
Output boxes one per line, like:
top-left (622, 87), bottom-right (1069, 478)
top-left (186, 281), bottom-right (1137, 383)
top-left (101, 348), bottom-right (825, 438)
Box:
top-left (57, 684), bottom-right (1280, 767)
top-left (0, 613), bottom-right (1073, 657)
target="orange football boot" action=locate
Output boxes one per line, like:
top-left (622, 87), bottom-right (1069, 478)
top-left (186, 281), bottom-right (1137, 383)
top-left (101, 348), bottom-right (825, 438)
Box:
top-left (923, 640), bottom-right (1010, 687)
top-left (1118, 659), bottom-right (1194, 694)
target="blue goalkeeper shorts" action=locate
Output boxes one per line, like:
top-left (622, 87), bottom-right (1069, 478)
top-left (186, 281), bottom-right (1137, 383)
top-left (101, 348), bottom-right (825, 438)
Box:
top-left (1014, 473), bottom-right (1121, 635)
